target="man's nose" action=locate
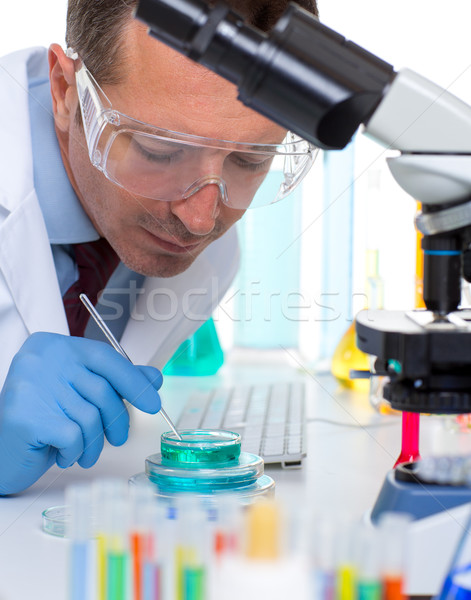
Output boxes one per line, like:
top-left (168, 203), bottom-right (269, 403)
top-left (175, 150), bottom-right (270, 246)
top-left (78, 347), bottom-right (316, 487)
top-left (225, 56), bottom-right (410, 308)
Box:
top-left (170, 180), bottom-right (223, 236)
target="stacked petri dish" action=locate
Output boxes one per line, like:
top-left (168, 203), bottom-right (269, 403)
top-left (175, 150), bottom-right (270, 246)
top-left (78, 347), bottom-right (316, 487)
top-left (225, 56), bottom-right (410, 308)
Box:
top-left (129, 429), bottom-right (275, 503)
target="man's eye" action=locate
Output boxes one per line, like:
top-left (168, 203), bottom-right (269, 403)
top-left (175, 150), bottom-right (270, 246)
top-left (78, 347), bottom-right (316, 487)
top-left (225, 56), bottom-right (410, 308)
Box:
top-left (230, 154), bottom-right (272, 171)
top-left (132, 139), bottom-right (182, 164)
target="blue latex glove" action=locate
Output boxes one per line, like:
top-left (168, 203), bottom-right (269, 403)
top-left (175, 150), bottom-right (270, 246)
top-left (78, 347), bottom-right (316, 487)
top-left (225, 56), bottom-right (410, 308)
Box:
top-left (0, 332), bottom-right (163, 495)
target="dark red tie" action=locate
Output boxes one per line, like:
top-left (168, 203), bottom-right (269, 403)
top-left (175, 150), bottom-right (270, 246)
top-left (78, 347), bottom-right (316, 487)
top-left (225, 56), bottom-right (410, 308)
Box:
top-left (63, 238), bottom-right (120, 337)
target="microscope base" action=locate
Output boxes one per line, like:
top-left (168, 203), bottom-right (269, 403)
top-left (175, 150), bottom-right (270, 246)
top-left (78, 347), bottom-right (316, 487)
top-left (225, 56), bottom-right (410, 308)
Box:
top-left (370, 469), bottom-right (471, 596)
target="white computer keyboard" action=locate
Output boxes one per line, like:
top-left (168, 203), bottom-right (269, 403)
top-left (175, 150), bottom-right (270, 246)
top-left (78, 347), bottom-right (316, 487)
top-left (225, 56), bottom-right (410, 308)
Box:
top-left (176, 381), bottom-right (306, 469)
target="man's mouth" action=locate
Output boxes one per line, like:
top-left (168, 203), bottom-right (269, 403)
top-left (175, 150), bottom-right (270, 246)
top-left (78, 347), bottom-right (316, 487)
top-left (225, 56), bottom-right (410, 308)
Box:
top-left (142, 227), bottom-right (203, 254)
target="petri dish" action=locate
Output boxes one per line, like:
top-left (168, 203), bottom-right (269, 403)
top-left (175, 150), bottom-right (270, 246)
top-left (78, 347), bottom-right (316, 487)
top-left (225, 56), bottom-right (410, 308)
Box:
top-left (129, 471), bottom-right (275, 503)
top-left (129, 428), bottom-right (276, 502)
top-left (146, 451), bottom-right (263, 491)
top-left (42, 505), bottom-right (71, 538)
top-left (161, 429), bottom-right (241, 464)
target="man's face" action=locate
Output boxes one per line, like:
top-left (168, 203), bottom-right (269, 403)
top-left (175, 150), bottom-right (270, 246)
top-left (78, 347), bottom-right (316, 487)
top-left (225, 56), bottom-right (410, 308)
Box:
top-left (54, 22), bottom-right (286, 278)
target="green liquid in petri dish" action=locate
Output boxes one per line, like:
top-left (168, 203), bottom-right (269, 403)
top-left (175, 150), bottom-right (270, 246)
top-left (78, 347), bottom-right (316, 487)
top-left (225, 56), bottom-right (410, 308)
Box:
top-left (161, 430), bottom-right (241, 464)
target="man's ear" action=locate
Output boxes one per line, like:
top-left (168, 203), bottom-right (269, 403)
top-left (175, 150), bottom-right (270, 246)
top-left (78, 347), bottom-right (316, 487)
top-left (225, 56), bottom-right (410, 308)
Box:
top-left (48, 44), bottom-right (77, 133)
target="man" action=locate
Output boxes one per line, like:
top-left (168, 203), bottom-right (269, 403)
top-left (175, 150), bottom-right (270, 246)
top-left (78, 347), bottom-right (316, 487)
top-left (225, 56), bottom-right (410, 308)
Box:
top-left (0, 0), bottom-right (318, 495)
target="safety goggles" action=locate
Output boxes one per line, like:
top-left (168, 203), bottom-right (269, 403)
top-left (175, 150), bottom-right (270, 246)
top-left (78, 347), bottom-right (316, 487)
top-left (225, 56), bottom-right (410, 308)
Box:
top-left (70, 50), bottom-right (318, 209)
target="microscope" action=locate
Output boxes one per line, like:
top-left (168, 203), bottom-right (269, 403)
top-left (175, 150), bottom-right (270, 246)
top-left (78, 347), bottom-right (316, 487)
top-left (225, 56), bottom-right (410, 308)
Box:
top-left (135, 0), bottom-right (471, 592)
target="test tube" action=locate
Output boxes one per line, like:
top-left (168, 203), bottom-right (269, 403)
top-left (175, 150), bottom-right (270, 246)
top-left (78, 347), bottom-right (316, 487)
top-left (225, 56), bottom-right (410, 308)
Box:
top-left (66, 483), bottom-right (95, 600)
top-left (143, 500), bottom-right (167, 600)
top-left (129, 483), bottom-right (153, 600)
top-left (106, 489), bottom-right (130, 600)
top-left (207, 498), bottom-right (242, 599)
top-left (129, 482), bottom-right (166, 600)
top-left (334, 517), bottom-right (358, 600)
top-left (244, 499), bottom-right (282, 560)
top-left (92, 480), bottom-right (130, 600)
top-left (212, 497), bottom-right (241, 561)
top-left (310, 517), bottom-right (336, 600)
top-left (92, 481), bottom-right (110, 600)
top-left (175, 497), bottom-right (210, 600)
top-left (215, 499), bottom-right (311, 600)
top-left (378, 513), bottom-right (410, 600)
top-left (355, 525), bottom-right (382, 600)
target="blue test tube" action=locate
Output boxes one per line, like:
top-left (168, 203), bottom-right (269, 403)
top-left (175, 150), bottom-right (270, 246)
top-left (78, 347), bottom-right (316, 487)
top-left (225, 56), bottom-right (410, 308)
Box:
top-left (310, 517), bottom-right (337, 600)
top-left (66, 483), bottom-right (94, 600)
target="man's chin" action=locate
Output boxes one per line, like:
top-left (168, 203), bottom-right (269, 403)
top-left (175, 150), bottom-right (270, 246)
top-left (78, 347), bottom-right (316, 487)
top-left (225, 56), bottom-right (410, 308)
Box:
top-left (125, 252), bottom-right (199, 278)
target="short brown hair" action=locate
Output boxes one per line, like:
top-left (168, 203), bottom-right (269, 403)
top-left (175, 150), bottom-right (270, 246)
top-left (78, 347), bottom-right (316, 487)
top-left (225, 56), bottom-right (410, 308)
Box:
top-left (66, 0), bottom-right (319, 84)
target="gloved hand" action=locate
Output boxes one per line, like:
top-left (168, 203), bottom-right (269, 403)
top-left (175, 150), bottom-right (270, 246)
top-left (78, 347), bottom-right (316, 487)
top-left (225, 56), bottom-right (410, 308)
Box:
top-left (0, 332), bottom-right (163, 495)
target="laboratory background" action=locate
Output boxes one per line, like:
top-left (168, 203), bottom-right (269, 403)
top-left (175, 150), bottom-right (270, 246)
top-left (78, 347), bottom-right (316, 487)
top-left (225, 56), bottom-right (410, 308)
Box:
top-left (4, 0), bottom-right (471, 364)
top-left (3, 1), bottom-right (471, 599)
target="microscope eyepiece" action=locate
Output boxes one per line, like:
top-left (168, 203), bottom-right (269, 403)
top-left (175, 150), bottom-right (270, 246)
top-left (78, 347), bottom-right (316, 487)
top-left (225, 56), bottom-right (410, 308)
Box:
top-left (135, 0), bottom-right (395, 149)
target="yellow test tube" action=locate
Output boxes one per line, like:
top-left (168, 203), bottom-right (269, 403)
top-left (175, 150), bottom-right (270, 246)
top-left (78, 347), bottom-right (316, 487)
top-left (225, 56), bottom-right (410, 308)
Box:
top-left (337, 564), bottom-right (357, 600)
top-left (92, 480), bottom-right (129, 600)
top-left (245, 500), bottom-right (281, 560)
top-left (335, 519), bottom-right (357, 600)
top-left (96, 532), bottom-right (107, 600)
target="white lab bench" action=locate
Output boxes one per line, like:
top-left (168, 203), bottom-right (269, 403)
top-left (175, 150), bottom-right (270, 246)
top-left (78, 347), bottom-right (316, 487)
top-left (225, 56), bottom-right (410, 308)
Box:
top-left (0, 349), bottom-right (467, 599)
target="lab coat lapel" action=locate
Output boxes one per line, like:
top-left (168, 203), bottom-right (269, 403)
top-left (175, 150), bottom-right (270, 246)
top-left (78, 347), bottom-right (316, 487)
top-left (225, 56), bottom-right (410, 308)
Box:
top-left (0, 191), bottom-right (69, 335)
top-left (0, 48), bottom-right (41, 209)
top-left (0, 48), bottom-right (68, 335)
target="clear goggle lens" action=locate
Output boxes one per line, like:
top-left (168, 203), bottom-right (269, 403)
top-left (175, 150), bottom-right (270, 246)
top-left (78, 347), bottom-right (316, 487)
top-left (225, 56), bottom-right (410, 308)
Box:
top-left (98, 129), bottom-right (315, 209)
top-left (75, 56), bottom-right (318, 209)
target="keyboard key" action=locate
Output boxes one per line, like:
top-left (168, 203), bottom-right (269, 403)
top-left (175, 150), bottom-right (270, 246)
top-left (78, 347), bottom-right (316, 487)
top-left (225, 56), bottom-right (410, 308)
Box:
top-left (202, 415), bottom-right (224, 429)
top-left (252, 385), bottom-right (270, 399)
top-left (262, 438), bottom-right (285, 456)
top-left (286, 423), bottom-right (302, 436)
top-left (265, 423), bottom-right (285, 437)
top-left (223, 420), bottom-right (247, 430)
top-left (232, 386), bottom-right (251, 399)
top-left (242, 425), bottom-right (263, 438)
top-left (287, 436), bottom-right (302, 454)
top-left (267, 403), bottom-right (287, 420)
top-left (289, 400), bottom-right (303, 423)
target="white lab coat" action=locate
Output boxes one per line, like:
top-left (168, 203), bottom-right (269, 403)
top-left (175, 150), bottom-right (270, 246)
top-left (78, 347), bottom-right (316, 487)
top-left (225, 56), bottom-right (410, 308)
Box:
top-left (0, 47), bottom-right (239, 387)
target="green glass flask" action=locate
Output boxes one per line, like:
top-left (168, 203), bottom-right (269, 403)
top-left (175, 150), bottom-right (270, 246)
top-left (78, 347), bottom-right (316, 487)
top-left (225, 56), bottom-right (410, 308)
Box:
top-left (164, 317), bottom-right (224, 376)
